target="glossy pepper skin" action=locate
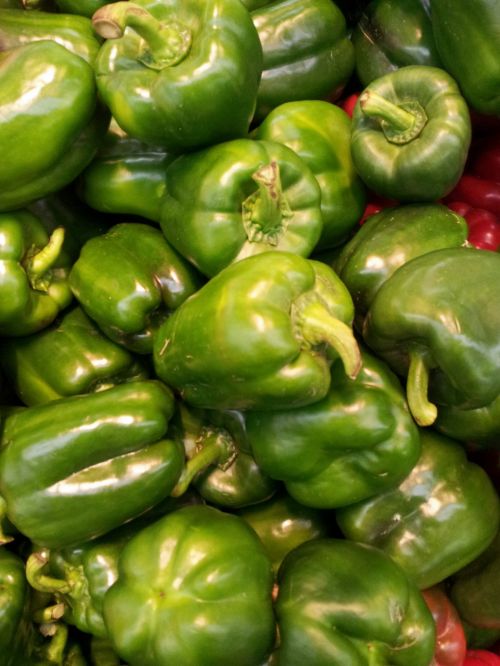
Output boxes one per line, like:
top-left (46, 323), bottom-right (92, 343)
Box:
top-left (0, 548), bottom-right (33, 666)
top-left (0, 306), bottom-right (149, 406)
top-left (335, 203), bottom-right (469, 328)
top-left (79, 119), bottom-right (173, 222)
top-left (274, 538), bottom-right (436, 665)
top-left (363, 247), bottom-right (500, 427)
top-left (337, 429), bottom-right (500, 589)
top-left (351, 65), bottom-right (471, 202)
top-left (0, 381), bottom-right (184, 548)
top-left (91, 0), bottom-right (263, 152)
top-left (246, 348), bottom-right (420, 508)
top-left (0, 41), bottom-right (109, 212)
top-left (103, 505), bottom-right (275, 666)
top-left (253, 100), bottom-right (367, 250)
top-left (251, 0), bottom-right (354, 120)
top-left (153, 251), bottom-right (361, 411)
top-left (69, 222), bottom-right (203, 354)
top-left (430, 0), bottom-right (500, 116)
top-left (352, 0), bottom-right (442, 87)
top-left (160, 139), bottom-right (323, 277)
top-left (0, 210), bottom-right (72, 337)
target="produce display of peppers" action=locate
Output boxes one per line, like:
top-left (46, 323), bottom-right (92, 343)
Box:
top-left (0, 0), bottom-right (499, 664)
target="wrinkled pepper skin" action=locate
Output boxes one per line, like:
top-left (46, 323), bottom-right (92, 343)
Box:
top-left (103, 505), bottom-right (276, 666)
top-left (449, 530), bottom-right (500, 632)
top-left (251, 0), bottom-right (354, 119)
top-left (0, 8), bottom-right (102, 64)
top-left (160, 138), bottom-right (323, 277)
top-left (79, 120), bottom-right (173, 222)
top-left (253, 100), bottom-right (367, 250)
top-left (421, 587), bottom-right (467, 666)
top-left (274, 539), bottom-right (436, 665)
top-left (153, 251), bottom-right (361, 411)
top-left (352, 0), bottom-right (442, 87)
top-left (351, 65), bottom-right (471, 202)
top-left (0, 41), bottom-right (109, 212)
top-left (92, 0), bottom-right (263, 152)
top-left (430, 0), bottom-right (500, 116)
top-left (0, 210), bottom-right (72, 337)
top-left (0, 381), bottom-right (184, 548)
top-left (335, 203), bottom-right (469, 327)
top-left (69, 222), bottom-right (203, 354)
top-left (246, 348), bottom-right (420, 508)
top-left (0, 548), bottom-right (33, 666)
top-left (337, 429), bottom-right (500, 589)
top-left (363, 247), bottom-right (500, 427)
top-left (0, 306), bottom-right (149, 406)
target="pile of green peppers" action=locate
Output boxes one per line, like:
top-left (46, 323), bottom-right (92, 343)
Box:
top-left (1, 0), bottom-right (500, 664)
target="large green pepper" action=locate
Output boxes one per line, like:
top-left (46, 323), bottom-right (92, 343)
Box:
top-left (352, 0), bottom-right (442, 87)
top-left (0, 40), bottom-right (109, 212)
top-left (0, 548), bottom-right (34, 665)
top-left (251, 0), bottom-right (354, 120)
top-left (351, 65), bottom-right (471, 202)
top-left (246, 348), bottom-right (420, 508)
top-left (337, 429), bottom-right (500, 589)
top-left (0, 381), bottom-right (184, 548)
top-left (153, 251), bottom-right (361, 411)
top-left (274, 538), bottom-right (436, 665)
top-left (362, 247), bottom-right (500, 427)
top-left (69, 222), bottom-right (203, 354)
top-left (55, 0), bottom-right (111, 16)
top-left (0, 306), bottom-right (149, 406)
top-left (159, 138), bottom-right (323, 277)
top-left (103, 504), bottom-right (275, 665)
top-left (335, 203), bottom-right (469, 329)
top-left (91, 0), bottom-right (262, 152)
top-left (253, 100), bottom-right (367, 250)
top-left (0, 210), bottom-right (72, 337)
top-left (430, 0), bottom-right (500, 116)
top-left (79, 119), bottom-right (173, 222)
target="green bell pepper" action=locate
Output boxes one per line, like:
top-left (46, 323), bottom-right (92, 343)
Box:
top-left (153, 251), bottom-right (361, 411)
top-left (0, 40), bottom-right (109, 212)
top-left (69, 222), bottom-right (203, 354)
top-left (159, 138), bottom-right (323, 277)
top-left (335, 203), bottom-right (469, 328)
top-left (55, 0), bottom-right (111, 16)
top-left (103, 504), bottom-right (275, 665)
top-left (246, 347), bottom-right (420, 508)
top-left (91, 0), bottom-right (263, 152)
top-left (449, 529), bottom-right (500, 632)
top-left (237, 492), bottom-right (332, 573)
top-left (435, 394), bottom-right (500, 446)
top-left (0, 381), bottom-right (184, 548)
top-left (0, 306), bottom-right (149, 406)
top-left (251, 0), bottom-right (354, 120)
top-left (79, 119), bottom-right (173, 222)
top-left (0, 8), bottom-right (102, 64)
top-left (352, 0), bottom-right (443, 87)
top-left (0, 210), bottom-right (72, 337)
top-left (351, 65), bottom-right (471, 202)
top-left (253, 100), bottom-right (367, 250)
top-left (362, 247), bottom-right (500, 427)
top-left (430, 0), bottom-right (500, 116)
top-left (0, 548), bottom-right (34, 666)
top-left (337, 429), bottom-right (500, 589)
top-left (274, 538), bottom-right (436, 665)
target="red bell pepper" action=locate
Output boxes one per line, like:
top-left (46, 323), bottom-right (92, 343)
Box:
top-left (422, 587), bottom-right (467, 666)
top-left (465, 650), bottom-right (500, 665)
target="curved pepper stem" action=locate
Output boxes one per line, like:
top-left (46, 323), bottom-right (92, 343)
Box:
top-left (39, 622), bottom-right (69, 664)
top-left (91, 637), bottom-right (122, 666)
top-left (359, 90), bottom-right (428, 144)
top-left (25, 227), bottom-right (65, 292)
top-left (293, 297), bottom-right (362, 380)
top-left (242, 161), bottom-right (293, 245)
top-left (26, 549), bottom-right (72, 595)
top-left (406, 349), bottom-right (438, 426)
top-left (171, 427), bottom-right (237, 498)
top-left (92, 2), bottom-right (192, 70)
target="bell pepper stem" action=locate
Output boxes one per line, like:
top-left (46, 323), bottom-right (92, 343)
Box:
top-left (0, 496), bottom-right (13, 545)
top-left (171, 428), bottom-right (237, 498)
top-left (406, 349), bottom-right (438, 426)
top-left (26, 227), bottom-right (65, 287)
top-left (26, 549), bottom-right (72, 595)
top-left (242, 161), bottom-right (293, 245)
top-left (33, 602), bottom-right (66, 625)
top-left (294, 299), bottom-right (362, 380)
top-left (92, 2), bottom-right (192, 70)
top-left (359, 90), bottom-right (428, 144)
